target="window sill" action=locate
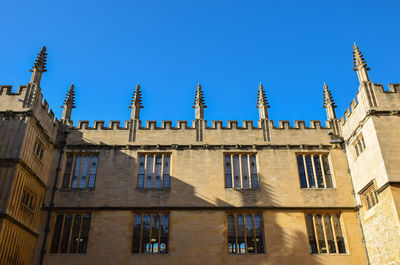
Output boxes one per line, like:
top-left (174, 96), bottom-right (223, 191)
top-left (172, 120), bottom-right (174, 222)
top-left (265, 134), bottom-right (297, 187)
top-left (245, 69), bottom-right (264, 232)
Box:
top-left (20, 203), bottom-right (34, 213)
top-left (300, 188), bottom-right (336, 190)
top-left (310, 253), bottom-right (349, 256)
top-left (228, 252), bottom-right (266, 255)
top-left (136, 188), bottom-right (171, 191)
top-left (59, 188), bottom-right (95, 192)
top-left (225, 187), bottom-right (260, 190)
top-left (46, 253), bottom-right (87, 256)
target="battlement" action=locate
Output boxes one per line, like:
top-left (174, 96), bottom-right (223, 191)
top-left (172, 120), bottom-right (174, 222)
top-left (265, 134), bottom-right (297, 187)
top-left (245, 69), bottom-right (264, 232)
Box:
top-left (74, 119), bottom-right (331, 131)
top-left (0, 85), bottom-right (27, 96)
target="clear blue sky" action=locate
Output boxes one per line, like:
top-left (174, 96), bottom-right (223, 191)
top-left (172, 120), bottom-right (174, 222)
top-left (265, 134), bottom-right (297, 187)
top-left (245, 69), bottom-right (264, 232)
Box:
top-left (1, 0), bottom-right (399, 126)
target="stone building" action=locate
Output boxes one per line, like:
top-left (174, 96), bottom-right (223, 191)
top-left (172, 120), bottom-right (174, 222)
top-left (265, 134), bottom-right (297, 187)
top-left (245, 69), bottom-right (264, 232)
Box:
top-left (0, 44), bottom-right (398, 265)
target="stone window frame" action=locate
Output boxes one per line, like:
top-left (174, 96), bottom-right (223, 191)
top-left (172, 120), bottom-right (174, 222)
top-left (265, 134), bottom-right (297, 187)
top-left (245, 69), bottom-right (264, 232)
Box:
top-left (136, 153), bottom-right (171, 189)
top-left (224, 152), bottom-right (259, 189)
top-left (359, 180), bottom-right (379, 210)
top-left (61, 153), bottom-right (99, 190)
top-left (226, 212), bottom-right (266, 255)
top-left (131, 211), bottom-right (170, 254)
top-left (304, 212), bottom-right (347, 255)
top-left (49, 212), bottom-right (91, 254)
top-left (33, 139), bottom-right (45, 161)
top-left (352, 133), bottom-right (366, 158)
top-left (295, 153), bottom-right (335, 189)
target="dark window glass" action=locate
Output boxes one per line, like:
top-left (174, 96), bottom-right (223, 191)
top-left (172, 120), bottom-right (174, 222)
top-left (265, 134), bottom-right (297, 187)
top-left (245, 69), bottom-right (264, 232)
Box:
top-left (225, 155), bottom-right (233, 188)
top-left (145, 156), bottom-right (154, 188)
top-left (78, 214), bottom-right (91, 253)
top-left (151, 214), bottom-right (160, 253)
top-left (322, 155), bottom-right (333, 188)
top-left (233, 155), bottom-right (241, 188)
top-left (305, 214), bottom-right (318, 253)
top-left (69, 214), bottom-right (82, 253)
top-left (79, 156), bottom-right (90, 188)
top-left (62, 156), bottom-right (73, 188)
top-left (324, 215), bottom-right (336, 253)
top-left (154, 156), bottom-right (162, 188)
top-left (227, 214), bottom-right (236, 253)
top-left (245, 214), bottom-right (255, 253)
top-left (315, 215), bottom-right (327, 253)
top-left (250, 155), bottom-right (258, 188)
top-left (142, 215), bottom-right (151, 253)
top-left (160, 214), bottom-right (169, 253)
top-left (305, 155), bottom-right (316, 188)
top-left (88, 156), bottom-right (98, 188)
top-left (313, 156), bottom-right (324, 188)
top-left (163, 155), bottom-right (171, 188)
top-left (241, 156), bottom-right (249, 188)
top-left (71, 156), bottom-right (82, 188)
top-left (333, 215), bottom-right (346, 253)
top-left (297, 155), bottom-right (307, 188)
top-left (50, 215), bottom-right (64, 253)
top-left (254, 214), bottom-right (264, 253)
top-left (137, 156), bottom-right (145, 188)
top-left (236, 214), bottom-right (245, 253)
top-left (60, 214), bottom-right (73, 253)
top-left (132, 215), bottom-right (142, 253)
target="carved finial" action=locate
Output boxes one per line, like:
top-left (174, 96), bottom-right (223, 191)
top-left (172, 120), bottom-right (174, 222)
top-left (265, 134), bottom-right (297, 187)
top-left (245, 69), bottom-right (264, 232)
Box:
top-left (30, 46), bottom-right (47, 84)
top-left (129, 83), bottom-right (143, 120)
top-left (61, 83), bottom-right (76, 123)
top-left (256, 82), bottom-right (270, 119)
top-left (193, 83), bottom-right (206, 119)
top-left (323, 82), bottom-right (337, 119)
top-left (352, 43), bottom-right (370, 83)
top-left (31, 46), bottom-right (47, 73)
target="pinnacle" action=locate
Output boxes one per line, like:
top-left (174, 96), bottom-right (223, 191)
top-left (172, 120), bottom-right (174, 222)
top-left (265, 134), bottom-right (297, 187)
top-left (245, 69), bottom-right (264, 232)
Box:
top-left (256, 82), bottom-right (270, 108)
top-left (130, 83), bottom-right (143, 109)
top-left (31, 46), bottom-right (47, 73)
top-left (352, 43), bottom-right (370, 71)
top-left (323, 82), bottom-right (337, 108)
top-left (63, 83), bottom-right (76, 108)
top-left (193, 83), bottom-right (206, 108)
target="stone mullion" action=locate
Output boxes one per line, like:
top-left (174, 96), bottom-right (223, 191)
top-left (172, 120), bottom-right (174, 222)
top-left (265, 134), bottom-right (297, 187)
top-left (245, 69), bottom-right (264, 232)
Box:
top-left (330, 215), bottom-right (339, 254)
top-left (320, 214), bottom-right (330, 253)
top-left (66, 214), bottom-right (75, 253)
top-left (247, 155), bottom-right (252, 188)
top-left (161, 155), bottom-right (165, 188)
top-left (311, 215), bottom-right (321, 253)
top-left (310, 155), bottom-right (319, 188)
top-left (302, 155), bottom-right (310, 188)
top-left (319, 155), bottom-right (327, 188)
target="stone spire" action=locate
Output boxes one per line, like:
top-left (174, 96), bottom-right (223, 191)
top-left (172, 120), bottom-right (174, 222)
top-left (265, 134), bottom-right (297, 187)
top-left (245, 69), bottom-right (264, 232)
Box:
top-left (129, 84), bottom-right (143, 120)
top-left (61, 84), bottom-right (76, 123)
top-left (193, 84), bottom-right (206, 119)
top-left (30, 46), bottom-right (47, 84)
top-left (256, 82), bottom-right (270, 119)
top-left (353, 43), bottom-right (370, 83)
top-left (322, 82), bottom-right (337, 119)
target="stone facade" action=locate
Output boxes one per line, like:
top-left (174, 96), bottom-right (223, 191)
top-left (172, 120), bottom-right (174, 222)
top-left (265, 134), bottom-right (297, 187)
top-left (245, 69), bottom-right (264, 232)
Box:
top-left (0, 44), bottom-right (398, 265)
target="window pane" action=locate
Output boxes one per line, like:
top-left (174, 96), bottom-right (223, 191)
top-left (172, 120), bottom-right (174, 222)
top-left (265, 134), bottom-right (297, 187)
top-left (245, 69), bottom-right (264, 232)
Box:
top-left (142, 215), bottom-right (151, 253)
top-left (132, 215), bottom-right (142, 253)
top-left (314, 156), bottom-right (324, 188)
top-left (72, 156), bottom-right (82, 188)
top-left (254, 214), bottom-right (264, 253)
top-left (227, 214), bottom-right (236, 253)
top-left (88, 155), bottom-right (98, 188)
top-left (315, 215), bottom-right (327, 253)
top-left (225, 155), bottom-right (233, 188)
top-left (305, 214), bottom-right (318, 253)
top-left (366, 195), bottom-right (371, 209)
top-left (370, 192), bottom-right (376, 206)
top-left (322, 156), bottom-right (333, 188)
top-left (154, 156), bottom-right (162, 188)
top-left (50, 215), bottom-right (64, 253)
top-left (245, 214), bottom-right (255, 253)
top-left (69, 215), bottom-right (82, 253)
top-left (297, 156), bottom-right (307, 188)
top-left (62, 156), bottom-right (73, 189)
top-left (79, 156), bottom-right (90, 188)
top-left (137, 155), bottom-right (145, 188)
top-left (323, 215), bottom-right (336, 253)
top-left (60, 214), bottom-right (73, 253)
top-left (160, 214), bottom-right (169, 254)
top-left (145, 156), bottom-right (154, 188)
top-left (333, 215), bottom-right (346, 253)
top-left (163, 155), bottom-right (171, 188)
top-left (78, 214), bottom-right (91, 253)
top-left (250, 155), bottom-right (258, 188)
top-left (233, 155), bottom-right (241, 188)
top-left (151, 214), bottom-right (160, 253)
top-left (236, 214), bottom-right (245, 253)
top-left (305, 155), bottom-right (316, 188)
top-left (241, 156), bottom-right (250, 188)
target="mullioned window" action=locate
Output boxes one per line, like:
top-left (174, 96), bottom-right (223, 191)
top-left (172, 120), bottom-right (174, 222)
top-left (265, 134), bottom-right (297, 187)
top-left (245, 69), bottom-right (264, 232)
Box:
top-left (137, 154), bottom-right (171, 189)
top-left (296, 154), bottom-right (334, 188)
top-left (224, 154), bottom-right (258, 189)
top-left (62, 154), bottom-right (99, 189)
